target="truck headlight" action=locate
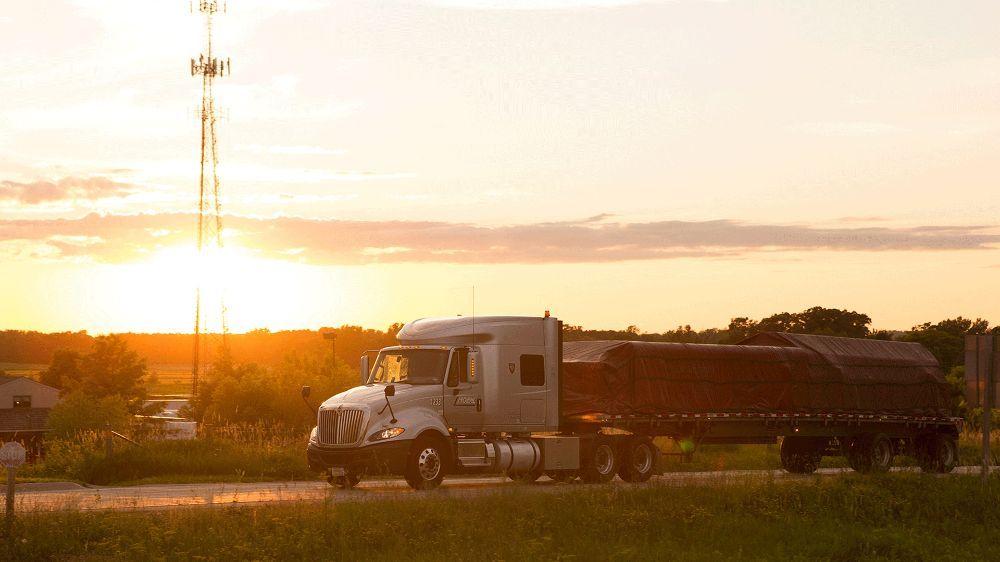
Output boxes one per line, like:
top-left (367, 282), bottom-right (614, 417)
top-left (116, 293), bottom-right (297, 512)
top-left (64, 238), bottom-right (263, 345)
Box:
top-left (368, 427), bottom-right (405, 442)
top-left (309, 427), bottom-right (318, 443)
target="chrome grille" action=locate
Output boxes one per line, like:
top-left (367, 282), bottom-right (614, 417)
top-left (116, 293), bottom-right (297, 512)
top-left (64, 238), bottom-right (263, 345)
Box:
top-left (318, 408), bottom-right (365, 445)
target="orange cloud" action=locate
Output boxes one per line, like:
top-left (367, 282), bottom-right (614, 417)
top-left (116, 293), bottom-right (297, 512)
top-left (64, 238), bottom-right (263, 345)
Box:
top-left (0, 177), bottom-right (134, 204)
top-left (0, 213), bottom-right (997, 265)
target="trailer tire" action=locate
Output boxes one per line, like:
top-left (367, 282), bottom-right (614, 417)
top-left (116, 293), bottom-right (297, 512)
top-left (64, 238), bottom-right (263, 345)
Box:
top-left (916, 434), bottom-right (958, 474)
top-left (780, 436), bottom-right (822, 474)
top-left (847, 433), bottom-right (894, 474)
top-left (618, 438), bottom-right (659, 483)
top-left (404, 435), bottom-right (448, 490)
top-left (579, 435), bottom-right (618, 483)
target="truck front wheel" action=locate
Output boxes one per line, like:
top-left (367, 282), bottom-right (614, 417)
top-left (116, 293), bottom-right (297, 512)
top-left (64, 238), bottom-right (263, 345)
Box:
top-left (404, 436), bottom-right (448, 490)
top-left (579, 435), bottom-right (618, 483)
top-left (618, 437), bottom-right (659, 482)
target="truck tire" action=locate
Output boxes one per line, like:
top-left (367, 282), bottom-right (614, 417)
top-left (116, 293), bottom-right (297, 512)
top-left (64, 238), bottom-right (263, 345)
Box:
top-left (847, 433), bottom-right (894, 474)
top-left (618, 437), bottom-right (659, 483)
top-left (579, 435), bottom-right (618, 484)
top-left (404, 436), bottom-right (448, 490)
top-left (780, 436), bottom-right (823, 474)
top-left (916, 434), bottom-right (958, 474)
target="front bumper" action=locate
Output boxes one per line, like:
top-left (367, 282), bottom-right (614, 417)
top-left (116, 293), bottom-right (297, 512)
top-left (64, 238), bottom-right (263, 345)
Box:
top-left (307, 439), bottom-right (410, 475)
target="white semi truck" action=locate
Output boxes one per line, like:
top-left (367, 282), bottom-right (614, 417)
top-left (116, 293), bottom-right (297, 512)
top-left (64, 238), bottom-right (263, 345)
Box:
top-left (305, 315), bottom-right (961, 490)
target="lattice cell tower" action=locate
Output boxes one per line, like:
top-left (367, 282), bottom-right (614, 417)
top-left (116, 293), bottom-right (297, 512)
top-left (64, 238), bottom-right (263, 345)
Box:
top-left (189, 0), bottom-right (231, 396)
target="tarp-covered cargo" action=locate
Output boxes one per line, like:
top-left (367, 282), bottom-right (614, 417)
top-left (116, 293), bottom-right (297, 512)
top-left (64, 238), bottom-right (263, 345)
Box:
top-left (561, 332), bottom-right (952, 418)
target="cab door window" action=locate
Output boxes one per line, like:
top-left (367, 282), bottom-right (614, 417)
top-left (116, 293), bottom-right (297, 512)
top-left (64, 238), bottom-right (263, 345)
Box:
top-left (447, 348), bottom-right (468, 387)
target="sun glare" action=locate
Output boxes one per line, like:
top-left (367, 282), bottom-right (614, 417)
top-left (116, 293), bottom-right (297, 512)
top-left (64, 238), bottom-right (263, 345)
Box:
top-left (135, 244), bottom-right (338, 333)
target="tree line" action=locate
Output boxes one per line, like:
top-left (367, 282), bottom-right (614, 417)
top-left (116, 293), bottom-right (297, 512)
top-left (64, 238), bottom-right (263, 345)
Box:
top-left (4, 306), bottom-right (995, 432)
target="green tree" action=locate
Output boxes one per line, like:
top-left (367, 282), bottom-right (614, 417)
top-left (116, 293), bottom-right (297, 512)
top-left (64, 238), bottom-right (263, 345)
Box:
top-left (41, 335), bottom-right (150, 413)
top-left (726, 307), bottom-right (872, 341)
top-left (902, 317), bottom-right (991, 372)
top-left (40, 349), bottom-right (81, 389)
top-left (184, 345), bottom-right (357, 429)
top-left (47, 390), bottom-right (130, 437)
top-left (726, 317), bottom-right (758, 342)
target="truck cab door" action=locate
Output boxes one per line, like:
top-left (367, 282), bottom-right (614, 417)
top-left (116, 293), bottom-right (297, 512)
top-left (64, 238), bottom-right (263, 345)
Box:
top-left (443, 348), bottom-right (483, 431)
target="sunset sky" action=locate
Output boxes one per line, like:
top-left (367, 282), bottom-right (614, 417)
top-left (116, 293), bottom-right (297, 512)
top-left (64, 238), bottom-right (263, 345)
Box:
top-left (2, 0), bottom-right (999, 334)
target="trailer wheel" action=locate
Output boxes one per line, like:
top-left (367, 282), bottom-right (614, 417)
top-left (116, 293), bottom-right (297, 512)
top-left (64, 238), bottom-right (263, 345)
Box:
top-left (546, 470), bottom-right (578, 483)
top-left (847, 433), bottom-right (894, 474)
top-left (916, 434), bottom-right (958, 474)
top-left (780, 436), bottom-right (822, 474)
top-left (579, 435), bottom-right (618, 483)
top-left (404, 435), bottom-right (448, 490)
top-left (618, 438), bottom-right (659, 483)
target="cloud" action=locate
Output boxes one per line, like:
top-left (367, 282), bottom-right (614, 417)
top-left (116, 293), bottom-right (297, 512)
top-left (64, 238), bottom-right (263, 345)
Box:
top-left (235, 144), bottom-right (346, 156)
top-left (0, 177), bottom-right (133, 204)
top-left (0, 213), bottom-right (997, 265)
top-left (836, 216), bottom-right (890, 223)
top-left (421, 0), bottom-right (721, 9)
top-left (791, 122), bottom-right (906, 136)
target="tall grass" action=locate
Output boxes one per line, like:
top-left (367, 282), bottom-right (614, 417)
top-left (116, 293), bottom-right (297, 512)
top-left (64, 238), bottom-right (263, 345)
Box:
top-left (15, 427), bottom-right (1000, 486)
top-left (4, 474), bottom-right (998, 560)
top-left (658, 430), bottom-right (1000, 472)
top-left (17, 423), bottom-right (312, 485)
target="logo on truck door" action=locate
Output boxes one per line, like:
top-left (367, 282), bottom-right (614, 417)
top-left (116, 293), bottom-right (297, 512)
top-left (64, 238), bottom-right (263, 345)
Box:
top-left (454, 396), bottom-right (477, 406)
top-left (508, 362), bottom-right (515, 375)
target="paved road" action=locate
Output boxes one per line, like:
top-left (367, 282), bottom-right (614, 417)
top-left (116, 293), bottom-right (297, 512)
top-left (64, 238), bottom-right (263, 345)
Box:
top-left (5, 466), bottom-right (993, 513)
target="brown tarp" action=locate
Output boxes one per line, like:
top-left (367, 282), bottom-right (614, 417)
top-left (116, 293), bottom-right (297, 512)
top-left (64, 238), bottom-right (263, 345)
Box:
top-left (561, 332), bottom-right (952, 418)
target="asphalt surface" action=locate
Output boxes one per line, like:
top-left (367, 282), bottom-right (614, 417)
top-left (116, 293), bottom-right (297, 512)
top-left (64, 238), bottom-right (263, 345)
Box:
top-left (4, 465), bottom-right (993, 513)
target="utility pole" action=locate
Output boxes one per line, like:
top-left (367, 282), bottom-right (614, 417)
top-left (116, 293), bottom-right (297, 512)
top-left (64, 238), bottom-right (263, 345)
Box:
top-left (983, 335), bottom-right (995, 483)
top-left (189, 0), bottom-right (231, 396)
top-left (966, 334), bottom-right (997, 483)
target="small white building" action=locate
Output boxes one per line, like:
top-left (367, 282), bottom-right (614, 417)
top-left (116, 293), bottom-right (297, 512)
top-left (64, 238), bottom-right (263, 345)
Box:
top-left (0, 376), bottom-right (60, 446)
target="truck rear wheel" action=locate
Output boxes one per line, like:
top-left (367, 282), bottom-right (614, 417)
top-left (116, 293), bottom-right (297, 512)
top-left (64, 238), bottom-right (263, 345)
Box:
top-left (780, 436), bottom-right (823, 474)
top-left (847, 434), bottom-right (894, 474)
top-left (404, 436), bottom-right (448, 490)
top-left (916, 434), bottom-right (958, 474)
top-left (579, 435), bottom-right (618, 483)
top-left (618, 437), bottom-right (659, 483)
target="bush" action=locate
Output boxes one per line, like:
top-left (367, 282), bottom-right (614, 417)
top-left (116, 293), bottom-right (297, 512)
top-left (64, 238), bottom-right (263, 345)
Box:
top-left (46, 391), bottom-right (130, 437)
top-left (184, 348), bottom-right (358, 429)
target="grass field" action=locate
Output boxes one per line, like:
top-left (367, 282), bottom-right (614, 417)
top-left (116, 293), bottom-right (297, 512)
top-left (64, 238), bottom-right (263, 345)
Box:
top-left (3, 474), bottom-right (998, 560)
top-left (0, 362), bottom-right (193, 395)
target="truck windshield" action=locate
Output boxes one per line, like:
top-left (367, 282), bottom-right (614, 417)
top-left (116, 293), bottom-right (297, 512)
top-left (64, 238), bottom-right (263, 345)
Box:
top-left (370, 349), bottom-right (450, 385)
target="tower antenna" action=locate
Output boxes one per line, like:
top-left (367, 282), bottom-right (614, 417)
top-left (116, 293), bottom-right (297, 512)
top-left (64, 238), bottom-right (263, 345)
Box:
top-left (190, 0), bottom-right (231, 396)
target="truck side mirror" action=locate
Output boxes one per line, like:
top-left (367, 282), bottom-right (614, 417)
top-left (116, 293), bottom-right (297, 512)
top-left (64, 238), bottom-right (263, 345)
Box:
top-left (360, 355), bottom-right (371, 385)
top-left (301, 385), bottom-right (311, 399)
top-left (385, 384), bottom-right (395, 397)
